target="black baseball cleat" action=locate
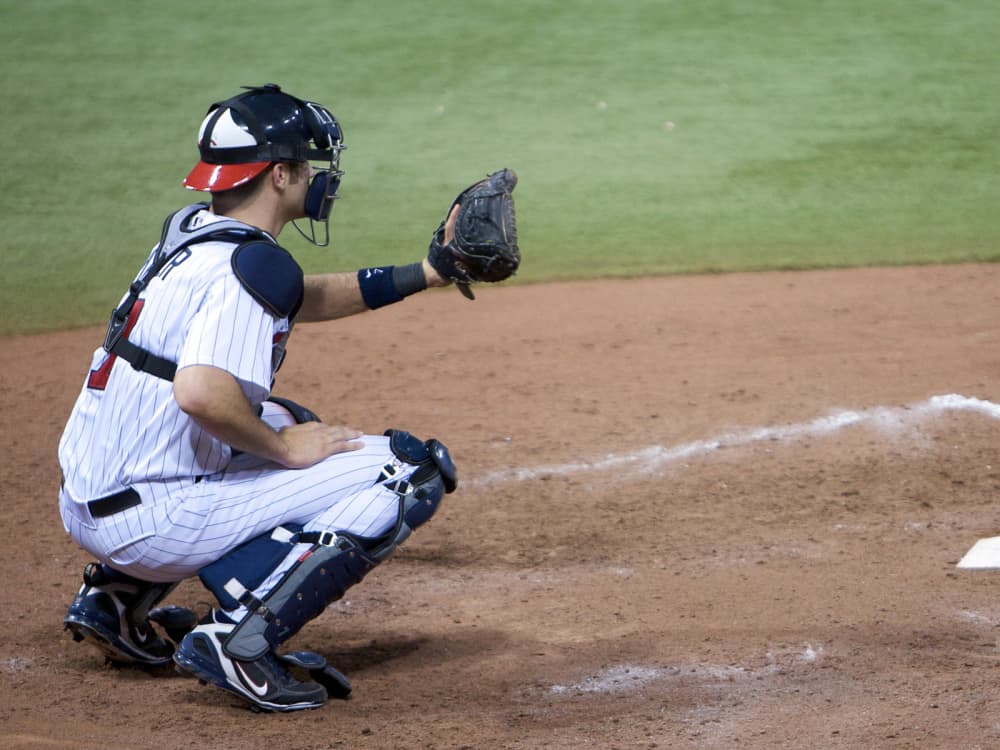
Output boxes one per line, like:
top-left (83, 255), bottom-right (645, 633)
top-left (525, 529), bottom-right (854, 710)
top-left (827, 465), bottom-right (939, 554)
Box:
top-left (64, 563), bottom-right (185, 668)
top-left (173, 611), bottom-right (327, 712)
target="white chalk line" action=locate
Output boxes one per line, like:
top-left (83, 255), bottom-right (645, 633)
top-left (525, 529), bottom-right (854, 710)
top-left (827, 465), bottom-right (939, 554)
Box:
top-left (473, 394), bottom-right (1000, 487)
top-left (549, 645), bottom-right (823, 696)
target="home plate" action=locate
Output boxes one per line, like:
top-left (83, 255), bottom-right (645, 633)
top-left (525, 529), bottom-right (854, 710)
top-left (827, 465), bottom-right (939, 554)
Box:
top-left (957, 537), bottom-right (1000, 570)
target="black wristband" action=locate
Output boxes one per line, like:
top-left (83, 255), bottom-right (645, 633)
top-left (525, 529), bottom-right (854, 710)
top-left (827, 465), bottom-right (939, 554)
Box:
top-left (391, 262), bottom-right (427, 297)
top-left (358, 263), bottom-right (428, 309)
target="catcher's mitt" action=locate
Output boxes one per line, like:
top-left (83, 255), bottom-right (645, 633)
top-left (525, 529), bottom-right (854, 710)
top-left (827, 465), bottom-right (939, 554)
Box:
top-left (428, 168), bottom-right (520, 300)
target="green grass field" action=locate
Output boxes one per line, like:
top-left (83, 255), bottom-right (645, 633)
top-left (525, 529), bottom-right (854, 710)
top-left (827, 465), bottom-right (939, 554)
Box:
top-left (1, 0), bottom-right (997, 335)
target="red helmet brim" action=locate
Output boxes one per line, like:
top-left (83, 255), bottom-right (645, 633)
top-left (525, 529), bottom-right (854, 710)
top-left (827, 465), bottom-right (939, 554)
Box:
top-left (183, 160), bottom-right (271, 192)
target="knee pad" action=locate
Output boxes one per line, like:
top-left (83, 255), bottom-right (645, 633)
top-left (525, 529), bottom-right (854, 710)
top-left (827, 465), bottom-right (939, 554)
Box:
top-left (385, 429), bottom-right (457, 494)
top-left (365, 430), bottom-right (456, 558)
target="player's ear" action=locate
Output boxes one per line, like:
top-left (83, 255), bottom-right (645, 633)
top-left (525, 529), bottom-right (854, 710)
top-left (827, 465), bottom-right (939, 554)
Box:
top-left (271, 162), bottom-right (308, 192)
top-left (270, 162), bottom-right (290, 189)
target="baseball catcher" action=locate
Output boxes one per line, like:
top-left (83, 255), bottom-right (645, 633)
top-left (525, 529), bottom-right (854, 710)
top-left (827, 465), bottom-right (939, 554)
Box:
top-left (56, 83), bottom-right (516, 713)
top-left (428, 168), bottom-right (520, 300)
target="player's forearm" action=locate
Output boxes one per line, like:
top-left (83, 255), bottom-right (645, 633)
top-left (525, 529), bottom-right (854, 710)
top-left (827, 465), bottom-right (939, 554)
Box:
top-left (298, 272), bottom-right (368, 322)
top-left (173, 365), bottom-right (291, 465)
top-left (298, 261), bottom-right (451, 324)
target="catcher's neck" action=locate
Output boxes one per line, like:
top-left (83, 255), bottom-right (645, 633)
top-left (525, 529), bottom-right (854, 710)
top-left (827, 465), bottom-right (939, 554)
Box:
top-left (210, 163), bottom-right (305, 239)
top-left (214, 203), bottom-right (287, 239)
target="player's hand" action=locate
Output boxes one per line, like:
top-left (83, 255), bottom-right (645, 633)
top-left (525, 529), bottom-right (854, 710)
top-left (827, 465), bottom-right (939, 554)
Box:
top-left (424, 204), bottom-right (461, 288)
top-left (277, 422), bottom-right (364, 468)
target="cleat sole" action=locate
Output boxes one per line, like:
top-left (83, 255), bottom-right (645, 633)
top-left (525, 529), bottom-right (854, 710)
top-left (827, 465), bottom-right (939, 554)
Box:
top-left (65, 617), bottom-right (174, 668)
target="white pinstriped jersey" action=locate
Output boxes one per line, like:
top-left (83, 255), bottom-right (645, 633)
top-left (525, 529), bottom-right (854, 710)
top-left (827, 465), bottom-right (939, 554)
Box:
top-left (58, 209), bottom-right (291, 502)
top-left (57, 208), bottom-right (437, 593)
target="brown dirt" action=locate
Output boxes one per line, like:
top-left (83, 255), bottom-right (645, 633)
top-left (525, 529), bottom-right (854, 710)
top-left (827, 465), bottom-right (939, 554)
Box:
top-left (2, 265), bottom-right (1000, 750)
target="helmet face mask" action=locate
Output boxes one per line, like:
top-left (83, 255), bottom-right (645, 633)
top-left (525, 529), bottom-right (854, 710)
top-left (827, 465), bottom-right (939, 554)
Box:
top-left (184, 84), bottom-right (345, 247)
top-left (292, 100), bottom-right (344, 247)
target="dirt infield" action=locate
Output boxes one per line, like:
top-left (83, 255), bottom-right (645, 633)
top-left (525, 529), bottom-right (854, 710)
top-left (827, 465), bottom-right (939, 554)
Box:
top-left (2, 265), bottom-right (999, 749)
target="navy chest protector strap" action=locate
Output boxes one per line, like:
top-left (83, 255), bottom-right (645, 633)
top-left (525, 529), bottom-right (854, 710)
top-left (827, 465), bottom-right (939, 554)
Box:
top-left (102, 203), bottom-right (300, 382)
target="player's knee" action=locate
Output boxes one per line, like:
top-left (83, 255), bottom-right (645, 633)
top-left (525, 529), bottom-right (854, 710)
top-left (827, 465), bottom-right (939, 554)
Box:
top-left (361, 430), bottom-right (456, 556)
top-left (384, 429), bottom-right (456, 494)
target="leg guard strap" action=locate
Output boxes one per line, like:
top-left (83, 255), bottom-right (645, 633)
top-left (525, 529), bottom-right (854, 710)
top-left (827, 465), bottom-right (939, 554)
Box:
top-left (199, 525), bottom-right (309, 612)
top-left (222, 536), bottom-right (378, 661)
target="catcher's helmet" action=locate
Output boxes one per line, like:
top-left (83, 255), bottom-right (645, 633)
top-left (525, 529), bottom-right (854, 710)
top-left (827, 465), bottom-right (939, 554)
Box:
top-left (184, 84), bottom-right (345, 245)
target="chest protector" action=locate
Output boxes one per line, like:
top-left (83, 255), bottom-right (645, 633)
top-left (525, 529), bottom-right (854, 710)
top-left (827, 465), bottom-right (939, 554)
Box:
top-left (102, 203), bottom-right (304, 382)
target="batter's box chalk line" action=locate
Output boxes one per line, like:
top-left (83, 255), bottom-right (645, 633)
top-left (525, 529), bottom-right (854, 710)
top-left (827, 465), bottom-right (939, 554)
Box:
top-left (472, 394), bottom-right (1000, 487)
top-left (548, 647), bottom-right (824, 696)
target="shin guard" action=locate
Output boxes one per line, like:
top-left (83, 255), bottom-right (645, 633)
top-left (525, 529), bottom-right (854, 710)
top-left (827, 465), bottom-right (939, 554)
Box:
top-left (197, 431), bottom-right (455, 662)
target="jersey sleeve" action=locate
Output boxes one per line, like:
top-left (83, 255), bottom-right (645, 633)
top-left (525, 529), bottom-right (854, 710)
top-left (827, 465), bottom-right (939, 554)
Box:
top-left (177, 273), bottom-right (279, 402)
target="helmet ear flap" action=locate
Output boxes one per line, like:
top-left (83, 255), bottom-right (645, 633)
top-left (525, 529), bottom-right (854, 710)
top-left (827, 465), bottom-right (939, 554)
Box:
top-left (305, 171), bottom-right (341, 221)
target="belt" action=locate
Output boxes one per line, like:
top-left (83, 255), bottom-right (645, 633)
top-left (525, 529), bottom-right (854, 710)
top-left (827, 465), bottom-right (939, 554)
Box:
top-left (87, 488), bottom-right (142, 518)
